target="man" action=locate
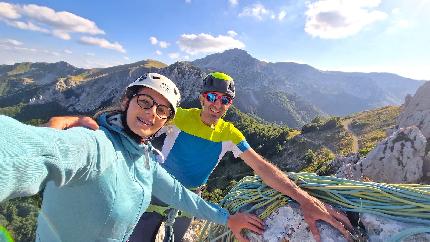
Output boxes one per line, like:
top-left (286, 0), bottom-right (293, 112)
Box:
top-left (49, 72), bottom-right (352, 242)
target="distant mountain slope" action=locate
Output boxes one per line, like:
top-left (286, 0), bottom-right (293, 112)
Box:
top-left (0, 49), bottom-right (423, 128)
top-left (193, 49), bottom-right (424, 116)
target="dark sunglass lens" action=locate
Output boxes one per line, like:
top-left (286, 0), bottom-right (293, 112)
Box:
top-left (221, 96), bottom-right (231, 105)
top-left (206, 93), bottom-right (217, 102)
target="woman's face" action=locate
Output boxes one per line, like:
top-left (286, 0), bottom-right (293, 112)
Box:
top-left (124, 87), bottom-right (170, 139)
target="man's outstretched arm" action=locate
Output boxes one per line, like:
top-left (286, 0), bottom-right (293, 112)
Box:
top-left (240, 148), bottom-right (353, 242)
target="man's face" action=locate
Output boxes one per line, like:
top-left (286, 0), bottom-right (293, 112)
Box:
top-left (200, 91), bottom-right (233, 125)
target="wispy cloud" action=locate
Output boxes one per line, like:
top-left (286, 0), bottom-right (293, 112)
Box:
top-left (277, 10), bottom-right (287, 21)
top-left (159, 41), bottom-right (169, 48)
top-left (64, 49), bottom-right (72, 54)
top-left (149, 36), bottom-right (170, 48)
top-left (149, 36), bottom-right (158, 45)
top-left (239, 3), bottom-right (271, 21)
top-left (0, 2), bottom-right (105, 41)
top-left (227, 30), bottom-right (238, 37)
top-left (1, 38), bottom-right (23, 46)
top-left (155, 50), bottom-right (162, 55)
top-left (178, 32), bottom-right (245, 55)
top-left (0, 2), bottom-right (20, 19)
top-left (229, 0), bottom-right (238, 7)
top-left (238, 3), bottom-right (287, 22)
top-left (305, 0), bottom-right (387, 39)
top-left (168, 52), bottom-right (179, 59)
top-left (79, 36), bottom-right (126, 53)
top-left (5, 20), bottom-right (49, 33)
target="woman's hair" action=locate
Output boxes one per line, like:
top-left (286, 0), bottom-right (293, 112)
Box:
top-left (93, 86), bottom-right (142, 119)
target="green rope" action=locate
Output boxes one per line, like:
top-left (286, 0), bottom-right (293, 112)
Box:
top-left (198, 172), bottom-right (430, 242)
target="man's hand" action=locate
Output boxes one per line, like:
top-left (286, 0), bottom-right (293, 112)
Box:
top-left (300, 195), bottom-right (354, 242)
top-left (46, 116), bottom-right (99, 130)
top-left (227, 213), bottom-right (264, 242)
top-left (239, 149), bottom-right (353, 241)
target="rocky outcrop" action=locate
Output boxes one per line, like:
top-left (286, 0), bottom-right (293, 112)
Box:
top-left (336, 126), bottom-right (426, 183)
top-left (335, 81), bottom-right (430, 183)
top-left (247, 203), bottom-right (347, 242)
top-left (361, 213), bottom-right (430, 242)
top-left (397, 81), bottom-right (430, 138)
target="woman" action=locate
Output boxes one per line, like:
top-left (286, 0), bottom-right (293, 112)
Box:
top-left (0, 73), bottom-right (263, 242)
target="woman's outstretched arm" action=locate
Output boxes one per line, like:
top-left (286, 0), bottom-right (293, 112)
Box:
top-left (0, 115), bottom-right (112, 202)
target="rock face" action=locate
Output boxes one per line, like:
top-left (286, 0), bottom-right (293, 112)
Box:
top-left (335, 81), bottom-right (430, 183)
top-left (337, 126), bottom-right (427, 183)
top-left (360, 213), bottom-right (430, 242)
top-left (247, 203), bottom-right (346, 242)
top-left (398, 81), bottom-right (430, 139)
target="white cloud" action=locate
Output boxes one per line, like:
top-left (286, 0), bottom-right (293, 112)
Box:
top-left (86, 52), bottom-right (95, 56)
top-left (184, 55), bottom-right (190, 60)
top-left (1, 38), bottom-right (23, 46)
top-left (0, 2), bottom-right (105, 40)
top-left (5, 20), bottom-right (49, 33)
top-left (229, 0), bottom-right (238, 6)
top-left (178, 33), bottom-right (245, 55)
top-left (79, 36), bottom-right (126, 53)
top-left (52, 29), bottom-right (71, 40)
top-left (305, 0), bottom-right (387, 39)
top-left (155, 50), bottom-right (162, 55)
top-left (227, 30), bottom-right (238, 37)
top-left (278, 10), bottom-right (287, 21)
top-left (0, 2), bottom-right (20, 19)
top-left (149, 36), bottom-right (158, 45)
top-left (391, 8), bottom-right (400, 15)
top-left (185, 0), bottom-right (191, 3)
top-left (20, 4), bottom-right (104, 35)
top-left (159, 41), bottom-right (169, 48)
top-left (0, 40), bottom-right (37, 52)
top-left (123, 56), bottom-right (130, 61)
top-left (64, 49), bottom-right (72, 54)
top-left (150, 36), bottom-right (170, 48)
top-left (239, 3), bottom-right (272, 21)
top-left (168, 52), bottom-right (180, 59)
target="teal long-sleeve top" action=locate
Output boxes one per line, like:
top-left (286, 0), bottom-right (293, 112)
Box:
top-left (0, 114), bottom-right (228, 242)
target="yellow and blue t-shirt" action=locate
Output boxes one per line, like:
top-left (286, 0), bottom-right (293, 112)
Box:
top-left (158, 108), bottom-right (250, 188)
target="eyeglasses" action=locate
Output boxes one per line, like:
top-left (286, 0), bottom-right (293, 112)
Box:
top-left (203, 92), bottom-right (233, 105)
top-left (132, 94), bottom-right (172, 119)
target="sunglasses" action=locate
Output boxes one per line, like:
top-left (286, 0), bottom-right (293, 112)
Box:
top-left (132, 94), bottom-right (172, 119)
top-left (203, 92), bottom-right (233, 105)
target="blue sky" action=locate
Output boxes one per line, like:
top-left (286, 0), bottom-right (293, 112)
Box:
top-left (0, 0), bottom-right (429, 80)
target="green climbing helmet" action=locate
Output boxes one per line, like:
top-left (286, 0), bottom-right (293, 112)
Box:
top-left (201, 72), bottom-right (235, 98)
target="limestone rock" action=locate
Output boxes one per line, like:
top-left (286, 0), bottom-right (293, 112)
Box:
top-left (361, 213), bottom-right (430, 242)
top-left (397, 81), bottom-right (430, 138)
top-left (337, 126), bottom-right (426, 183)
top-left (247, 203), bottom-right (347, 242)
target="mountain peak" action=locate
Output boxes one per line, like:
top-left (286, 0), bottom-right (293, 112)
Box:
top-left (192, 48), bottom-right (260, 72)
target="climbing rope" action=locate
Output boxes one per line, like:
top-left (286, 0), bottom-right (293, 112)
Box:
top-left (198, 172), bottom-right (430, 242)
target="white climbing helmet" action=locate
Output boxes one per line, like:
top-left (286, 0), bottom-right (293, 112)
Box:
top-left (127, 73), bottom-right (181, 116)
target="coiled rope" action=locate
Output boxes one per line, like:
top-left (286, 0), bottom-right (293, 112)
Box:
top-left (198, 172), bottom-right (430, 242)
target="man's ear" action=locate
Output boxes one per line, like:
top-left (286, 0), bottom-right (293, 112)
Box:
top-left (199, 95), bottom-right (204, 107)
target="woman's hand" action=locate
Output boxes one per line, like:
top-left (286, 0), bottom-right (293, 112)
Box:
top-left (227, 213), bottom-right (264, 242)
top-left (46, 116), bottom-right (99, 130)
